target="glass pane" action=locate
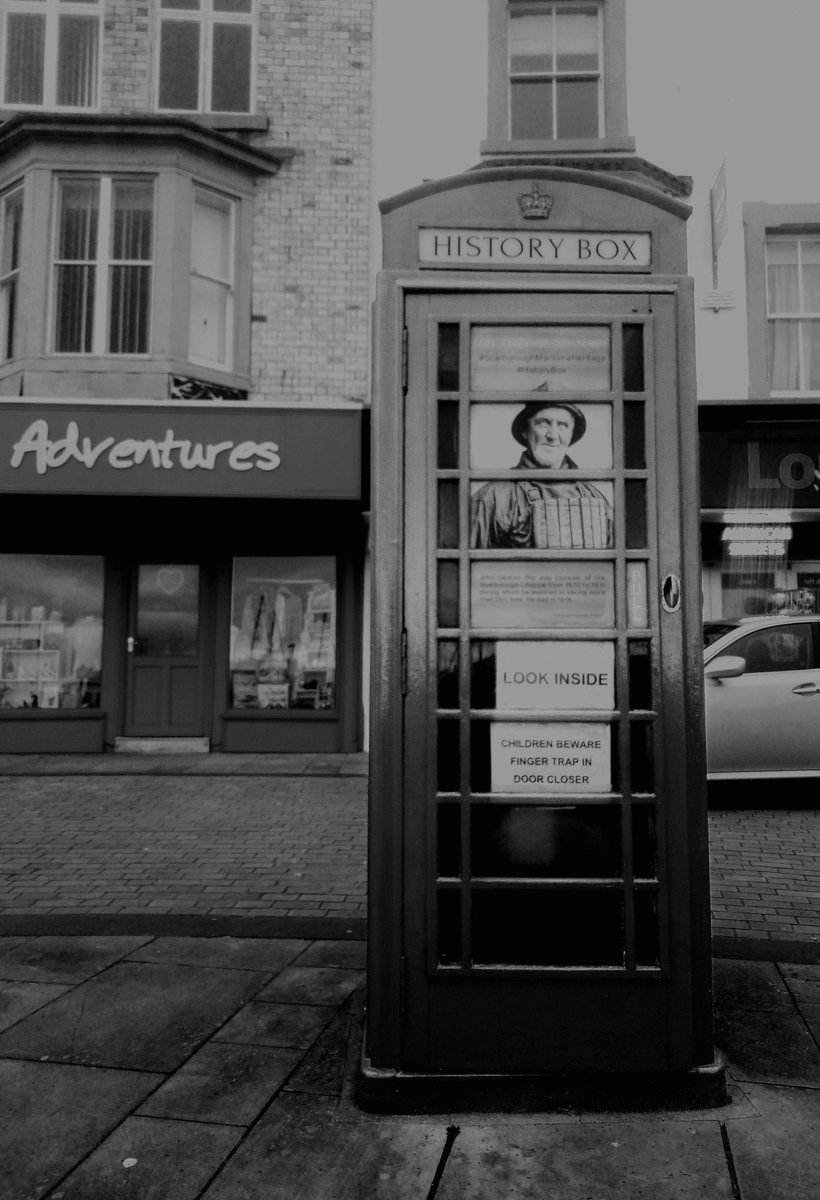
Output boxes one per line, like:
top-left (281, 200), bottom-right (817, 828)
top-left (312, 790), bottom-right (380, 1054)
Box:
top-left (471, 479), bottom-right (613, 549)
top-left (192, 190), bottom-right (231, 279)
top-left (624, 402), bottom-right (646, 469)
top-left (805, 321), bottom-right (820, 390)
top-left (0, 278), bottom-right (16, 361)
top-left (471, 402), bottom-right (612, 471)
top-left (632, 805), bottom-right (657, 878)
top-left (437, 561), bottom-right (459, 628)
top-left (622, 325), bottom-right (645, 392)
top-left (470, 641), bottom-right (496, 710)
top-left (511, 80), bottom-right (552, 140)
top-left (58, 179), bottom-right (99, 260)
top-left (159, 21), bottom-right (200, 110)
top-left (556, 8), bottom-right (599, 71)
top-left (437, 804), bottom-right (461, 877)
top-left (211, 22), bottom-right (251, 112)
top-left (437, 889), bottom-right (461, 965)
top-left (215, 0), bottom-right (252, 11)
top-left (471, 326), bottom-right (611, 392)
top-left (437, 719), bottom-right (460, 792)
top-left (112, 181), bottom-right (153, 261)
top-left (469, 719), bottom-right (491, 792)
top-left (190, 275), bottom-right (228, 363)
top-left (472, 805), bottom-right (621, 878)
top-left (57, 15), bottom-right (98, 107)
top-left (630, 722), bottom-right (654, 793)
top-left (472, 890), bottom-right (624, 966)
top-left (437, 639), bottom-right (459, 709)
top-left (108, 265), bottom-right (151, 353)
top-left (471, 561), bottom-right (616, 629)
top-left (625, 480), bottom-right (647, 549)
top-left (5, 14), bottom-right (45, 105)
top-left (628, 641), bottom-right (652, 710)
top-left (1, 189), bottom-right (23, 275)
top-left (556, 78), bottom-right (599, 138)
top-left (229, 557), bottom-right (336, 710)
top-left (438, 481), bottom-right (459, 549)
top-left (54, 265), bottom-right (95, 352)
top-left (627, 562), bottom-right (648, 628)
top-left (437, 323), bottom-right (460, 391)
top-left (768, 320), bottom-right (799, 390)
top-left (0, 554), bottom-right (104, 710)
top-left (509, 11), bottom-right (551, 72)
top-left (136, 565), bottom-right (199, 656)
top-left (801, 240), bottom-right (820, 312)
top-left (438, 403), bottom-right (459, 469)
top-left (766, 241), bottom-right (799, 314)
top-left (635, 890), bottom-right (660, 966)
top-left (162, 0), bottom-right (200, 7)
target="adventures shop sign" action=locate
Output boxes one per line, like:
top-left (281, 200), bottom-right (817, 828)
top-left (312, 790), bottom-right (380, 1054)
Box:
top-left (0, 404), bottom-right (361, 498)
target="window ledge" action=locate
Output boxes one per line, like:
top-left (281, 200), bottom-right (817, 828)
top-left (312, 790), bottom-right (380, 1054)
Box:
top-left (175, 113), bottom-right (270, 134)
top-left (481, 136), bottom-right (637, 156)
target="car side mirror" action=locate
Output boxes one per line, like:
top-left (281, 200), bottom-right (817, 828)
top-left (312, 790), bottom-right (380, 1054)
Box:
top-left (704, 655), bottom-right (746, 682)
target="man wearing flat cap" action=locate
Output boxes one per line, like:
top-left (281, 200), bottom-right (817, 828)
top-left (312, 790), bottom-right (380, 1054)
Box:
top-left (470, 400), bottom-right (613, 549)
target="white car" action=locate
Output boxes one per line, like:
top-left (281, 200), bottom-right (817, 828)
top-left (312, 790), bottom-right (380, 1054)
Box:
top-left (704, 614), bottom-right (820, 779)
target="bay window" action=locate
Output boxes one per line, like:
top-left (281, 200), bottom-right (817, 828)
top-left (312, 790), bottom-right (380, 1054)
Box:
top-left (2, 0), bottom-right (101, 109)
top-left (53, 175), bottom-right (154, 355)
top-left (0, 185), bottom-right (22, 362)
top-left (157, 0), bottom-right (254, 115)
top-left (509, 2), bottom-right (602, 140)
top-left (189, 187), bottom-right (235, 369)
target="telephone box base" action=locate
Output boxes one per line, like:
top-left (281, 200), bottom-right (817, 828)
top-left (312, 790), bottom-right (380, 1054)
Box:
top-left (356, 1049), bottom-right (728, 1115)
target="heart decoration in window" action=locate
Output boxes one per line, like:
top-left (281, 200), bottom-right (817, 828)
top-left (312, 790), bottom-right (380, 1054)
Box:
top-left (157, 568), bottom-right (185, 595)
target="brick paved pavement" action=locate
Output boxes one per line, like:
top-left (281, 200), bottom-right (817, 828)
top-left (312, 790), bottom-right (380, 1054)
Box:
top-left (1, 754), bottom-right (819, 953)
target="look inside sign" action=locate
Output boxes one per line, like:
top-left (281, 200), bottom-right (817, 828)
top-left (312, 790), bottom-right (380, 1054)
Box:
top-left (496, 641), bottom-right (615, 710)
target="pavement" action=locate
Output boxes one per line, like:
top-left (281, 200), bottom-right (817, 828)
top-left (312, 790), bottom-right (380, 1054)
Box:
top-left (1, 754), bottom-right (820, 1198)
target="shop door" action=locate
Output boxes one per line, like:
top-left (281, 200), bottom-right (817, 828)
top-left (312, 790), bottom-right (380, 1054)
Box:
top-left (400, 291), bottom-right (699, 1074)
top-left (125, 563), bottom-right (206, 737)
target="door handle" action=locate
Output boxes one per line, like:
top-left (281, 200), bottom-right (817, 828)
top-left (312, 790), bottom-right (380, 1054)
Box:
top-left (127, 636), bottom-right (135, 654)
top-left (791, 682), bottom-right (820, 695)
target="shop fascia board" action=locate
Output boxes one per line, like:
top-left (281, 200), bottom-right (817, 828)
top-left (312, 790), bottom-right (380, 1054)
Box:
top-left (0, 112), bottom-right (293, 178)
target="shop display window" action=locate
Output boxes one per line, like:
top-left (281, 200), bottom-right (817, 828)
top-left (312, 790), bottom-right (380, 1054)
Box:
top-left (0, 554), bottom-right (104, 710)
top-left (229, 556), bottom-right (336, 711)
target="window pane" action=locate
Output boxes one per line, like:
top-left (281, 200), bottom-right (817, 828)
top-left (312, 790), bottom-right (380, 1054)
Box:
top-left (635, 891), bottom-right (660, 966)
top-left (159, 21), bottom-right (200, 110)
top-left (437, 804), bottom-right (461, 877)
top-left (136, 565), bottom-right (200, 656)
top-left (191, 191), bottom-right (231, 279)
top-left (190, 275), bottom-right (228, 363)
top-left (211, 22), bottom-right (251, 112)
top-left (57, 15), bottom-right (99, 107)
top-left (437, 640), bottom-right (459, 709)
top-left (801, 240), bottom-right (820, 312)
top-left (5, 14), bottom-right (45, 105)
top-left (111, 181), bottom-right (153, 261)
top-left (767, 242), bottom-right (799, 314)
top-left (624, 402), bottom-right (646, 469)
top-left (628, 641), bottom-right (652, 710)
top-left (108, 265), bottom-right (151, 353)
top-left (229, 557), bottom-right (337, 711)
top-left (1, 189), bottom-right (23, 275)
top-left (58, 179), bottom-right (99, 260)
top-left (215, 0), bottom-right (252, 10)
top-left (768, 320), bottom-right (799, 390)
top-left (806, 321), bottom-right (820, 391)
top-left (0, 554), bottom-right (104, 710)
top-left (625, 480), bottom-right (647, 549)
top-left (54, 265), bottom-right (95, 352)
top-left (438, 719), bottom-right (460, 792)
top-left (472, 805), bottom-right (621, 878)
top-left (437, 889), bottom-right (461, 965)
top-left (437, 561), bottom-right (459, 628)
top-left (509, 11), bottom-right (552, 73)
top-left (555, 7), bottom-right (599, 71)
top-left (437, 323), bottom-right (460, 392)
top-left (556, 78), bottom-right (599, 138)
top-left (472, 890), bottom-right (624, 966)
top-left (622, 325), bottom-right (645, 393)
top-left (162, 0), bottom-right (200, 8)
top-left (438, 403), bottom-right (459, 469)
top-left (438, 481), bottom-right (459, 549)
top-left (511, 79), bottom-right (552, 139)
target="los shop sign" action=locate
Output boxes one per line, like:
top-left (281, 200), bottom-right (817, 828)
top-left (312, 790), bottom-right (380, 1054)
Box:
top-left (0, 404), bottom-right (361, 498)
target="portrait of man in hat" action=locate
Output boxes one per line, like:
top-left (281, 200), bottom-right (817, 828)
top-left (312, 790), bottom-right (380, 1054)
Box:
top-left (470, 400), bottom-right (614, 549)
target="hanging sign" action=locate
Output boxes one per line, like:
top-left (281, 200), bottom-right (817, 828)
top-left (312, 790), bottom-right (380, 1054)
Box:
top-left (496, 641), bottom-right (615, 711)
top-left (490, 721), bottom-right (612, 793)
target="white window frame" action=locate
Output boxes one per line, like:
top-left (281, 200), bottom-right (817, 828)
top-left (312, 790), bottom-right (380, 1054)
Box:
top-left (0, 184), bottom-right (23, 362)
top-left (189, 184), bottom-right (236, 371)
top-left (765, 235), bottom-right (820, 396)
top-left (0, 0), bottom-right (102, 110)
top-left (50, 174), bottom-right (156, 357)
top-left (508, 2), bottom-right (604, 141)
top-left (155, 0), bottom-right (256, 116)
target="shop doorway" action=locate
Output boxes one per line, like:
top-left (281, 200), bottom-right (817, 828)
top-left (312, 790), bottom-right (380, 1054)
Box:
top-left (124, 563), bottom-right (209, 738)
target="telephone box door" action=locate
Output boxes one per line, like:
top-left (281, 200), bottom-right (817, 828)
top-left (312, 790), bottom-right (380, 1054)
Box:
top-left (399, 289), bottom-right (704, 1074)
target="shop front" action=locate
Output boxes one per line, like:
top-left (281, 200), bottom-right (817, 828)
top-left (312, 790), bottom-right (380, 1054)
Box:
top-left (700, 410), bottom-right (820, 623)
top-left (0, 402), bottom-right (365, 753)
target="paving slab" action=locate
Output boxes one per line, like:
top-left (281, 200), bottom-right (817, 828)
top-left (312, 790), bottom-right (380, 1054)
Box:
top-left (780, 961), bottom-right (820, 1005)
top-left (200, 1091), bottom-right (447, 1200)
top-left (712, 958), bottom-right (795, 1011)
top-left (0, 961), bottom-right (266, 1071)
top-left (0, 1058), bottom-right (162, 1200)
top-left (46, 1114), bottom-right (243, 1200)
top-left (715, 1007), bottom-right (820, 1087)
top-left (435, 1120), bottom-right (734, 1199)
top-left (125, 936), bottom-right (310, 974)
top-left (255, 965), bottom-right (364, 1006)
top-left (726, 1082), bottom-right (820, 1200)
top-left (212, 1000), bottom-right (336, 1048)
top-left (284, 1007), bottom-right (354, 1097)
top-left (137, 1042), bottom-right (303, 1126)
top-left (0, 979), bottom-right (69, 1032)
top-left (0, 935), bottom-right (152, 983)
top-left (295, 939), bottom-right (367, 969)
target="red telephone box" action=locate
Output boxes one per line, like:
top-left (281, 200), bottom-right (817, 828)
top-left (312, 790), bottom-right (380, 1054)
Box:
top-left (362, 166), bottom-right (725, 1111)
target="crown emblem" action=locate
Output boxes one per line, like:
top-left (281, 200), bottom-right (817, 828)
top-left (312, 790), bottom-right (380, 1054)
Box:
top-left (517, 184), bottom-right (554, 220)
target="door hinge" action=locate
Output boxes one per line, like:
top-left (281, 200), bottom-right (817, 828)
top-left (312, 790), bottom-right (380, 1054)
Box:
top-left (401, 325), bottom-right (409, 394)
top-left (400, 627), bottom-right (408, 697)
